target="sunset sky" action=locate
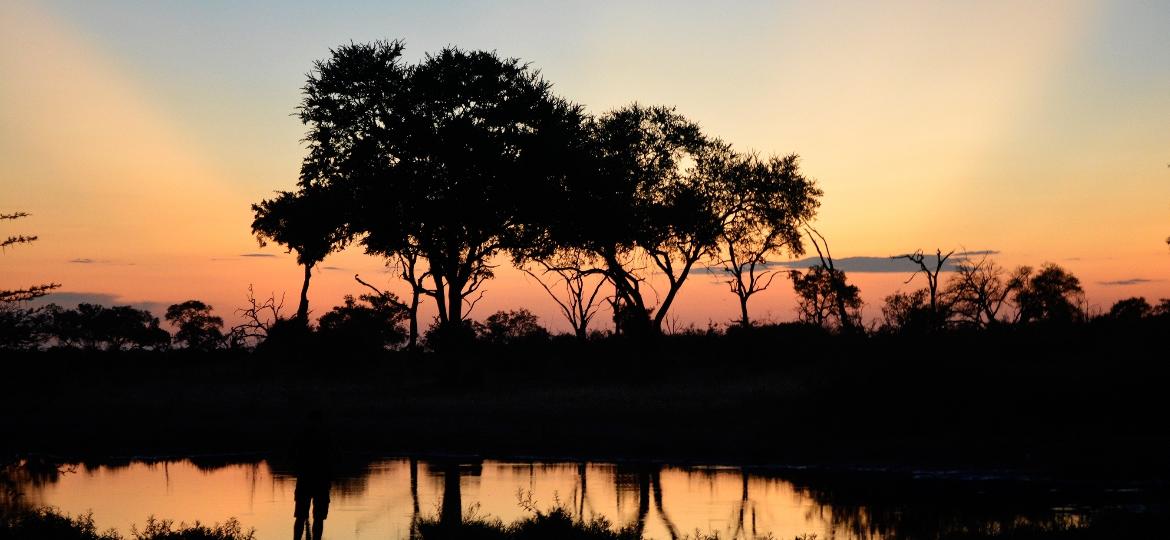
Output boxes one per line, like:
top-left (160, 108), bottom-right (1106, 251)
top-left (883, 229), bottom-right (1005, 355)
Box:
top-left (2, 0), bottom-right (1168, 330)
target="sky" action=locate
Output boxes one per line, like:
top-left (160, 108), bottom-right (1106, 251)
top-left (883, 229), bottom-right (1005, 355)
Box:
top-left (2, 0), bottom-right (1169, 331)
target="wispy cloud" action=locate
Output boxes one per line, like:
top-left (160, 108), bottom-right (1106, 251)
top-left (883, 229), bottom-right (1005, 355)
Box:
top-left (27, 291), bottom-right (166, 314)
top-left (68, 258), bottom-right (95, 263)
top-left (770, 255), bottom-right (961, 273)
top-left (955, 249), bottom-right (1000, 257)
top-left (1099, 278), bottom-right (1164, 286)
top-left (239, 253), bottom-right (277, 258)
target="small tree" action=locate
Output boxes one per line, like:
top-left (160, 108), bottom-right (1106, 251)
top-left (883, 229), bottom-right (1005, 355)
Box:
top-left (479, 309), bottom-right (550, 345)
top-left (165, 300), bottom-right (225, 350)
top-left (1013, 263), bottom-right (1085, 324)
top-left (317, 293), bottom-right (408, 351)
top-left (1106, 297), bottom-right (1152, 321)
top-left (521, 250), bottom-right (608, 341)
top-left (251, 186), bottom-right (350, 324)
top-left (793, 227), bottom-right (862, 332)
top-left (716, 154), bottom-right (821, 327)
top-left (790, 266), bottom-right (862, 330)
top-left (892, 248), bottom-right (954, 331)
top-left (944, 256), bottom-right (1027, 328)
top-left (879, 289), bottom-right (933, 334)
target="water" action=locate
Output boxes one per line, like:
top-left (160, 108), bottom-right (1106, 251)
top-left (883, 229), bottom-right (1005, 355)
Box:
top-left (13, 457), bottom-right (1146, 539)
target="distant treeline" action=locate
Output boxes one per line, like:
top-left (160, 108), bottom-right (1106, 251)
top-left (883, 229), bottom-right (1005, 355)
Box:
top-left (1, 257), bottom-right (1168, 353)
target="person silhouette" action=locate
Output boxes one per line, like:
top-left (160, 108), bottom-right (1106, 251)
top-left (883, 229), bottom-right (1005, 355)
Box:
top-left (293, 463), bottom-right (330, 540)
top-left (292, 410), bottom-right (332, 540)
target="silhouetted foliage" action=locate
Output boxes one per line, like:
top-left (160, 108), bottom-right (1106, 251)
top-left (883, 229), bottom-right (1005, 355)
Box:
top-left (42, 303), bottom-right (169, 351)
top-left (552, 105), bottom-right (724, 334)
top-left (879, 288), bottom-right (934, 334)
top-left (1, 211), bottom-right (60, 304)
top-left (789, 266), bottom-right (862, 330)
top-left (1014, 263), bottom-right (1085, 324)
top-left (1106, 296), bottom-right (1152, 321)
top-left (0, 507), bottom-right (255, 540)
top-left (298, 40), bottom-right (587, 334)
top-left (479, 309), bottom-right (550, 345)
top-left (316, 293), bottom-right (408, 351)
top-left (164, 301), bottom-right (224, 351)
top-left (943, 256), bottom-right (1027, 328)
top-left (0, 305), bottom-right (48, 350)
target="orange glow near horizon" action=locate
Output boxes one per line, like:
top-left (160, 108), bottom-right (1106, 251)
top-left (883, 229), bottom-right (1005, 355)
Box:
top-left (2, 1), bottom-right (1168, 331)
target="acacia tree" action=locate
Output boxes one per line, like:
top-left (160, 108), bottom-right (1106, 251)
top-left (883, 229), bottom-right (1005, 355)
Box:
top-left (251, 186), bottom-right (350, 324)
top-left (550, 105), bottom-right (726, 334)
top-left (297, 41), bottom-right (587, 335)
top-left (716, 153), bottom-right (821, 327)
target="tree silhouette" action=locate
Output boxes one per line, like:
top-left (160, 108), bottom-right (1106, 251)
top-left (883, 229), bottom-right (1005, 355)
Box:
top-left (1, 212), bottom-right (60, 304)
top-left (43, 303), bottom-right (169, 351)
top-left (892, 248), bottom-right (954, 330)
top-left (1013, 263), bottom-right (1085, 324)
top-left (251, 186), bottom-right (350, 324)
top-left (165, 300), bottom-right (225, 350)
top-left (552, 105), bottom-right (726, 334)
top-left (944, 256), bottom-right (1027, 328)
top-left (317, 293), bottom-right (407, 351)
top-left (478, 308), bottom-right (549, 345)
top-left (520, 249), bottom-right (608, 341)
top-left (297, 41), bottom-right (587, 337)
top-left (715, 153), bottom-right (821, 327)
top-left (791, 228), bottom-right (861, 331)
top-left (879, 289), bottom-right (933, 333)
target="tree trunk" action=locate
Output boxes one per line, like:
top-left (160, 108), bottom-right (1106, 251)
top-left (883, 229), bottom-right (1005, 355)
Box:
top-left (296, 263), bottom-right (313, 323)
top-left (441, 463), bottom-right (461, 529)
top-left (739, 295), bottom-right (751, 327)
top-left (407, 288), bottom-right (420, 349)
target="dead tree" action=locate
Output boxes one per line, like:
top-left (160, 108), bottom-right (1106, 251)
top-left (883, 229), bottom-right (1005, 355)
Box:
top-left (229, 285), bottom-right (285, 346)
top-left (893, 248), bottom-right (954, 330)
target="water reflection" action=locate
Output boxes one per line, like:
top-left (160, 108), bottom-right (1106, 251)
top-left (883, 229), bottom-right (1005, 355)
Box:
top-left (10, 457), bottom-right (1162, 540)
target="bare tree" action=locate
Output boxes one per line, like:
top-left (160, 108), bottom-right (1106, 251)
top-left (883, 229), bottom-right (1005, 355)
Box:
top-left (355, 248), bottom-right (434, 350)
top-left (944, 256), bottom-right (1026, 328)
top-left (892, 248), bottom-right (954, 330)
top-left (522, 250), bottom-right (609, 340)
top-left (229, 285), bottom-right (286, 346)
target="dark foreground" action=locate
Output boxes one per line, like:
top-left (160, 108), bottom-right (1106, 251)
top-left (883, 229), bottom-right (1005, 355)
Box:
top-left (5, 324), bottom-right (1170, 479)
top-left (6, 325), bottom-right (1169, 480)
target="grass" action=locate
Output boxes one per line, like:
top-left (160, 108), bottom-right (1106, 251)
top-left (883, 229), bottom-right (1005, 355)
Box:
top-left (0, 508), bottom-right (253, 540)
